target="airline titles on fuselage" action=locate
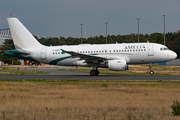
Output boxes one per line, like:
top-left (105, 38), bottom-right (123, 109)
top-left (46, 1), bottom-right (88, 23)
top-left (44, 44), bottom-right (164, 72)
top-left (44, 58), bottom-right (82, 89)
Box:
top-left (124, 45), bottom-right (146, 49)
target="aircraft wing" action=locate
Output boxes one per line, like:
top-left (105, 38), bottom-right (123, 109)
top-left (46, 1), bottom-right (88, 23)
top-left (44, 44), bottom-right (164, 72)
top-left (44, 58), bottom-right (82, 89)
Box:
top-left (61, 49), bottom-right (109, 62)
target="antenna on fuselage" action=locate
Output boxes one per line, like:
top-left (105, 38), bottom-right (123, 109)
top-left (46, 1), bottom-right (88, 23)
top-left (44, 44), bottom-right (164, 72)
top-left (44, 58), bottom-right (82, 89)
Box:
top-left (17, 13), bottom-right (19, 20)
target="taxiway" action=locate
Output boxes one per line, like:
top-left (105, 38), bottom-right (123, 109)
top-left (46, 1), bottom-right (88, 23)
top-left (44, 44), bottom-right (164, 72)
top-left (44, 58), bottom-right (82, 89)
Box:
top-left (0, 68), bottom-right (179, 81)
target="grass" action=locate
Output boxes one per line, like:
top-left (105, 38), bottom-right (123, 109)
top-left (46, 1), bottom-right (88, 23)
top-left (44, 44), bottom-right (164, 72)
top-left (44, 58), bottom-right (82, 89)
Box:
top-left (0, 80), bottom-right (180, 119)
top-left (59, 65), bottom-right (180, 75)
top-left (0, 68), bottom-right (48, 75)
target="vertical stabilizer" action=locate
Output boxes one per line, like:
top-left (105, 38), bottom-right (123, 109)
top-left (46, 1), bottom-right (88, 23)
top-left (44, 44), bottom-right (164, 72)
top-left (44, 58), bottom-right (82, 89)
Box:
top-left (7, 18), bottom-right (43, 49)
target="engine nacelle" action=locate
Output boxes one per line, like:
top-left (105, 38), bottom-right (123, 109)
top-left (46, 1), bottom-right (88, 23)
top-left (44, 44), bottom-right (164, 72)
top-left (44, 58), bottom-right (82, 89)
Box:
top-left (108, 59), bottom-right (129, 71)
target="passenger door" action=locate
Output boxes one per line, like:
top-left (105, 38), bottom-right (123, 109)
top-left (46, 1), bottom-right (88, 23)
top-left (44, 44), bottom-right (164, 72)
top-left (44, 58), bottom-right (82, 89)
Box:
top-left (148, 44), bottom-right (154, 56)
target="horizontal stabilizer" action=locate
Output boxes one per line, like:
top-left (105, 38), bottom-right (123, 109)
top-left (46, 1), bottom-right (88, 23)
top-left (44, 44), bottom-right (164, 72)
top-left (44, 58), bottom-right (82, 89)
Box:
top-left (5, 49), bottom-right (30, 55)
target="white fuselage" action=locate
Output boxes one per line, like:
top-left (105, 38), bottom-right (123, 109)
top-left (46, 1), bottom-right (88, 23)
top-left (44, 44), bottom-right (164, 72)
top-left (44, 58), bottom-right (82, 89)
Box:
top-left (27, 42), bottom-right (176, 67)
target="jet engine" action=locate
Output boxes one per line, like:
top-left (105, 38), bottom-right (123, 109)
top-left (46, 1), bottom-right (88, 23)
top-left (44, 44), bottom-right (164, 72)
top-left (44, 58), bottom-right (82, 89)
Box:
top-left (108, 59), bottom-right (129, 71)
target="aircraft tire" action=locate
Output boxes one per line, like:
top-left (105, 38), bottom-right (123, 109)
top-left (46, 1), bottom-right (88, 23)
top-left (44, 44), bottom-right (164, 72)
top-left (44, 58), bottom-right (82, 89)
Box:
top-left (90, 70), bottom-right (96, 76)
top-left (90, 70), bottom-right (99, 76)
top-left (95, 70), bottom-right (99, 75)
top-left (149, 70), bottom-right (154, 75)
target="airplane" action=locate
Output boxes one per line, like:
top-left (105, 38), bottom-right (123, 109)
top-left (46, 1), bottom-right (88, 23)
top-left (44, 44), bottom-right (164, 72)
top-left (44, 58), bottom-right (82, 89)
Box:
top-left (5, 18), bottom-right (177, 76)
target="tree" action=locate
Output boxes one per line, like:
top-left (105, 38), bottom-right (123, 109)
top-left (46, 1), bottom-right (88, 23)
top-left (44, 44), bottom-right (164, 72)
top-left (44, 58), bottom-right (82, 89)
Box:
top-left (149, 33), bottom-right (164, 44)
top-left (0, 39), bottom-right (20, 64)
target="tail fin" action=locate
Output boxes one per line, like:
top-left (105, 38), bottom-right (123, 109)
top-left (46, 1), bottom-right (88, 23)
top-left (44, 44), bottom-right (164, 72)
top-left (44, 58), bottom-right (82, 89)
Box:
top-left (7, 18), bottom-right (43, 49)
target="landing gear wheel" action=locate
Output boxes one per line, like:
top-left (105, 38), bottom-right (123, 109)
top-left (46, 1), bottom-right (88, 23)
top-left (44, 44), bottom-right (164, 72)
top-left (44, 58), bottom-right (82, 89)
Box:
top-left (149, 70), bottom-right (154, 75)
top-left (90, 70), bottom-right (99, 76)
top-left (95, 70), bottom-right (99, 75)
top-left (90, 70), bottom-right (96, 76)
top-left (149, 63), bottom-right (154, 75)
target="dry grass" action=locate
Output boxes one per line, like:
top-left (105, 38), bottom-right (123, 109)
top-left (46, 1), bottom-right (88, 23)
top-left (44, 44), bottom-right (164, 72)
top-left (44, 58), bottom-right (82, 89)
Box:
top-left (0, 81), bottom-right (180, 120)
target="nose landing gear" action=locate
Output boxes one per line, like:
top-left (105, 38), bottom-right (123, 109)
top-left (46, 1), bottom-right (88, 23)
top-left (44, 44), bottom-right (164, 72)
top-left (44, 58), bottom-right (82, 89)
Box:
top-left (149, 64), bottom-right (154, 75)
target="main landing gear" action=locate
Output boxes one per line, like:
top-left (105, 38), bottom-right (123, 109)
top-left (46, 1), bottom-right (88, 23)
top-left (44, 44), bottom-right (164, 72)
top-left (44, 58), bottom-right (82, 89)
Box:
top-left (149, 64), bottom-right (154, 75)
top-left (90, 67), bottom-right (99, 76)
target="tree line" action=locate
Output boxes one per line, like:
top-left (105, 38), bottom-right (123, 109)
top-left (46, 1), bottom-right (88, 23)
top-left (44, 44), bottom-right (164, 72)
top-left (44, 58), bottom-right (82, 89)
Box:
top-left (0, 31), bottom-right (179, 64)
top-left (38, 31), bottom-right (180, 58)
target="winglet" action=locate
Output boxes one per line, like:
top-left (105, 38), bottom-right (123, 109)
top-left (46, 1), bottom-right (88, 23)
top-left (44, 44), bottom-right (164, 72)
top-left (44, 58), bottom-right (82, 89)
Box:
top-left (61, 49), bottom-right (66, 54)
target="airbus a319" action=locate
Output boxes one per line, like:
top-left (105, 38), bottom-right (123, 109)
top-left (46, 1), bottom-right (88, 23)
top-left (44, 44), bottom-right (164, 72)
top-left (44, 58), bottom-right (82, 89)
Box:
top-left (5, 18), bottom-right (177, 76)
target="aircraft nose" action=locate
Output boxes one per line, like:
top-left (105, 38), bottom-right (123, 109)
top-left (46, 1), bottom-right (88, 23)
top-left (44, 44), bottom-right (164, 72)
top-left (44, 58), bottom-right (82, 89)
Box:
top-left (171, 51), bottom-right (177, 59)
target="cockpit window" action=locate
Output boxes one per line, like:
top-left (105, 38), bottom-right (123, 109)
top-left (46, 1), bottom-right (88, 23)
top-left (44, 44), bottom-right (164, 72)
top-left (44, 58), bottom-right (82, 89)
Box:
top-left (160, 47), bottom-right (169, 51)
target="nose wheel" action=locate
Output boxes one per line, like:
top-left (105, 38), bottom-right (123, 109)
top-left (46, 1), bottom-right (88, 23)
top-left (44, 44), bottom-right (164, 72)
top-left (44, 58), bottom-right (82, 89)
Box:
top-left (149, 70), bottom-right (154, 75)
top-left (149, 64), bottom-right (154, 75)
